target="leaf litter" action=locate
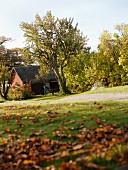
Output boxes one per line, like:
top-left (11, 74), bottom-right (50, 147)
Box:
top-left (0, 103), bottom-right (128, 169)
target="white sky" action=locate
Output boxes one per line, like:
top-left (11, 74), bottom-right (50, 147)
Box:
top-left (0, 0), bottom-right (128, 51)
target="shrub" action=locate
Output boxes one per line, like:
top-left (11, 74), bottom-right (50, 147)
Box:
top-left (9, 84), bottom-right (33, 100)
top-left (21, 84), bottom-right (33, 99)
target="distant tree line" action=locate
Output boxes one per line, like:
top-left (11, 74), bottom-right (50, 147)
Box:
top-left (65, 24), bottom-right (128, 92)
top-left (0, 11), bottom-right (128, 99)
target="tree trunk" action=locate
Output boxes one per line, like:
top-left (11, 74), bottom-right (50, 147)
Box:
top-left (0, 81), bottom-right (10, 100)
top-left (53, 58), bottom-right (70, 94)
top-left (58, 76), bottom-right (70, 94)
top-left (59, 66), bottom-right (71, 94)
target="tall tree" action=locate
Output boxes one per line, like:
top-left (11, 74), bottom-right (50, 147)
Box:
top-left (65, 51), bottom-right (96, 92)
top-left (0, 66), bottom-right (10, 100)
top-left (0, 36), bottom-right (11, 99)
top-left (116, 24), bottom-right (128, 72)
top-left (98, 29), bottom-right (128, 86)
top-left (20, 11), bottom-right (87, 94)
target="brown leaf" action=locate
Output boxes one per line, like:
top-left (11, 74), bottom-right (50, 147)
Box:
top-left (61, 150), bottom-right (69, 158)
top-left (23, 159), bottom-right (35, 165)
top-left (84, 162), bottom-right (106, 169)
top-left (0, 131), bottom-right (4, 135)
top-left (72, 149), bottom-right (85, 156)
top-left (73, 143), bottom-right (84, 150)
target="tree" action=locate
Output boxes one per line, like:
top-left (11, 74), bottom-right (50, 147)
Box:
top-left (65, 51), bottom-right (96, 92)
top-left (20, 11), bottom-right (87, 94)
top-left (97, 29), bottom-right (128, 87)
top-left (0, 66), bottom-right (10, 100)
top-left (0, 36), bottom-right (14, 100)
top-left (0, 36), bottom-right (11, 45)
top-left (115, 24), bottom-right (128, 72)
top-left (6, 48), bottom-right (23, 67)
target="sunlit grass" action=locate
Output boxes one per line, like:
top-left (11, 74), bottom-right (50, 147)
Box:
top-left (0, 85), bottom-right (128, 104)
top-left (84, 85), bottom-right (128, 94)
top-left (0, 100), bottom-right (128, 139)
top-left (0, 88), bottom-right (128, 169)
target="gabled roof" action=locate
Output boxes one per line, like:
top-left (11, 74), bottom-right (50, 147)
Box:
top-left (13, 66), bottom-right (40, 83)
top-left (13, 65), bottom-right (57, 83)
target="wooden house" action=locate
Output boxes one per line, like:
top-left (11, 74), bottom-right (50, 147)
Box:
top-left (11, 65), bottom-right (59, 95)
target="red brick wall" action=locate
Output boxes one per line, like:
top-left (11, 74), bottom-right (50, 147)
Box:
top-left (11, 72), bottom-right (24, 87)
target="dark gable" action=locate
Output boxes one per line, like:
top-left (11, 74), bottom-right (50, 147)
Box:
top-left (13, 65), bottom-right (57, 83)
top-left (11, 66), bottom-right (59, 95)
top-left (14, 66), bottom-right (40, 83)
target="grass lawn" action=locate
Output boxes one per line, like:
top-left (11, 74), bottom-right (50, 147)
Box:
top-left (84, 85), bottom-right (128, 94)
top-left (0, 87), bottom-right (128, 169)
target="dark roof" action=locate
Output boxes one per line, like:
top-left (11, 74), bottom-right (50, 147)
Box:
top-left (14, 66), bottom-right (40, 83)
top-left (13, 65), bottom-right (57, 83)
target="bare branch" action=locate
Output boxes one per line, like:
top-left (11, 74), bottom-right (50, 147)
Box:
top-left (0, 36), bottom-right (12, 45)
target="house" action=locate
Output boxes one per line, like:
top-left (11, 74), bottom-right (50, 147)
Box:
top-left (11, 65), bottom-right (59, 95)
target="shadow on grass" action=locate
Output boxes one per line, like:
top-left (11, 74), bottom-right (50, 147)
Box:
top-left (0, 101), bottom-right (4, 103)
top-left (32, 93), bottom-right (77, 101)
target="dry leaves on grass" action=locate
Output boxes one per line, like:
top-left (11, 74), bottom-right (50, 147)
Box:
top-left (0, 122), bottom-right (128, 169)
top-left (0, 103), bottom-right (128, 169)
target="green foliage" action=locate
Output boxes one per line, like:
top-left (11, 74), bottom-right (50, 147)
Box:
top-left (9, 84), bottom-right (33, 100)
top-left (0, 39), bottom-right (23, 68)
top-left (6, 48), bottom-right (23, 67)
top-left (116, 24), bottom-right (128, 71)
top-left (64, 24), bottom-right (128, 93)
top-left (20, 11), bottom-right (88, 94)
top-left (0, 65), bottom-right (11, 100)
top-left (21, 84), bottom-right (33, 99)
top-left (21, 13), bottom-right (128, 93)
top-left (47, 23), bottom-right (128, 92)
top-left (0, 36), bottom-right (23, 100)
top-left (97, 28), bottom-right (128, 87)
top-left (8, 85), bottom-right (23, 100)
top-left (65, 53), bottom-right (94, 92)
top-left (0, 46), bottom-right (23, 68)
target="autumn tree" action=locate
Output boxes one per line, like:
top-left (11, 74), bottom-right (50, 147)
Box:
top-left (20, 11), bottom-right (87, 94)
top-left (0, 66), bottom-right (10, 100)
top-left (65, 50), bottom-right (97, 92)
top-left (0, 36), bottom-right (11, 99)
top-left (6, 48), bottom-right (23, 67)
top-left (116, 24), bottom-right (128, 72)
top-left (97, 30), bottom-right (128, 86)
top-left (60, 24), bottom-right (128, 93)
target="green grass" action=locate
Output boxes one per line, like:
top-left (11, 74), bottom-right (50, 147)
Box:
top-left (1, 85), bottom-right (128, 103)
top-left (0, 87), bottom-right (128, 169)
top-left (84, 85), bottom-right (128, 94)
top-left (0, 99), bottom-right (128, 139)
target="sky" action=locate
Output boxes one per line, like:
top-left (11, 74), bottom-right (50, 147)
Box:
top-left (0, 0), bottom-right (128, 51)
